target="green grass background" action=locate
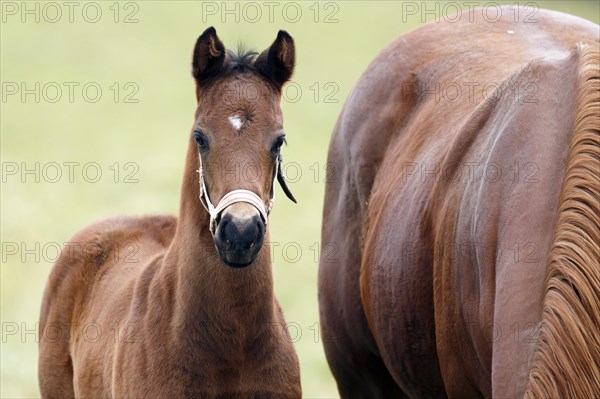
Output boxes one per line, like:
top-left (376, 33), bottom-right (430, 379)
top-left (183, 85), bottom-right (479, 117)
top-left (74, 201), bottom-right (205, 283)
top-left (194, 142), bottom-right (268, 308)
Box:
top-left (1, 1), bottom-right (598, 397)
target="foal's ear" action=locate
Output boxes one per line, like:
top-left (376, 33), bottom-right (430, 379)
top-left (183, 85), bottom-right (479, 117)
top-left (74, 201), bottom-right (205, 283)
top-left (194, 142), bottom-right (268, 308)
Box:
top-left (255, 30), bottom-right (295, 91)
top-left (192, 27), bottom-right (226, 84)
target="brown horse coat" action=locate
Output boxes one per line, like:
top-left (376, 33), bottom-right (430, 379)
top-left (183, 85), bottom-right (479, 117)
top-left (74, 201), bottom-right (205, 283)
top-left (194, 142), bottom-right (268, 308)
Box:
top-left (39, 28), bottom-right (301, 398)
top-left (319, 7), bottom-right (599, 398)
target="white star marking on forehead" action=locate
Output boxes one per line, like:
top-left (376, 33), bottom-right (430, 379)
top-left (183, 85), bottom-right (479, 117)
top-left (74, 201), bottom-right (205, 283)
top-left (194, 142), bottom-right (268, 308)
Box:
top-left (228, 115), bottom-right (243, 130)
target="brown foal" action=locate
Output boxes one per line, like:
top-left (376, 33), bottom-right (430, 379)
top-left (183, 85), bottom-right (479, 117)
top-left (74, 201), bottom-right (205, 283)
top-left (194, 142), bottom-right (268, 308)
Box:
top-left (39, 27), bottom-right (301, 398)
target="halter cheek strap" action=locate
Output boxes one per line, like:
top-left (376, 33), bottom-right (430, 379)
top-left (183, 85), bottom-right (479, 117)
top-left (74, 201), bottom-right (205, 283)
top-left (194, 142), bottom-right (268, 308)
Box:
top-left (198, 154), bottom-right (278, 235)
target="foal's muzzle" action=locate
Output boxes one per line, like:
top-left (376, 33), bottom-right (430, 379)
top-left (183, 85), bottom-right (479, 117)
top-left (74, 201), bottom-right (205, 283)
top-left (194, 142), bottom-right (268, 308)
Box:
top-left (214, 207), bottom-right (265, 268)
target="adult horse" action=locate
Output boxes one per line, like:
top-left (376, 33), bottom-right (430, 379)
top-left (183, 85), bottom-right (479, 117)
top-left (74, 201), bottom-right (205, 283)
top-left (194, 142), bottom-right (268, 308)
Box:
top-left (39, 27), bottom-right (301, 397)
top-left (319, 6), bottom-right (599, 398)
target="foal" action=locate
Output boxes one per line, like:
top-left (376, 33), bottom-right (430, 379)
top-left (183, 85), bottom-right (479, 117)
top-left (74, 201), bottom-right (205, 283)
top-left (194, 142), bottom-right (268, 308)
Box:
top-left (38, 27), bottom-right (301, 398)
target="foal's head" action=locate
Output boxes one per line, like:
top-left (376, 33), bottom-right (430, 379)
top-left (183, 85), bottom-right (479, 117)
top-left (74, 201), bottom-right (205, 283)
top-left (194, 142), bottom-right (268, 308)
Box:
top-left (190, 27), bottom-right (296, 268)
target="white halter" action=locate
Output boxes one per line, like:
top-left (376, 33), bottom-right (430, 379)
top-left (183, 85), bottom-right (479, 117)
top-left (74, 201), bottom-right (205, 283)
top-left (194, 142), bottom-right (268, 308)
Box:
top-left (198, 153), bottom-right (279, 235)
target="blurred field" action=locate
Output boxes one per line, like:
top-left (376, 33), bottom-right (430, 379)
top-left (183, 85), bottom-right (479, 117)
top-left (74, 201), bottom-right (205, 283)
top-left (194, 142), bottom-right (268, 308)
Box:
top-left (1, 1), bottom-right (598, 397)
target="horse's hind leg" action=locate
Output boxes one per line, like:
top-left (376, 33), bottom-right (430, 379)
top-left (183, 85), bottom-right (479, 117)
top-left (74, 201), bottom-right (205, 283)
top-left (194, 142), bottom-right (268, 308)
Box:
top-left (319, 256), bottom-right (405, 399)
top-left (324, 339), bottom-right (405, 399)
top-left (38, 347), bottom-right (75, 399)
top-left (39, 297), bottom-right (76, 398)
top-left (38, 252), bottom-right (81, 398)
top-left (39, 304), bottom-right (76, 398)
top-left (319, 184), bottom-right (404, 398)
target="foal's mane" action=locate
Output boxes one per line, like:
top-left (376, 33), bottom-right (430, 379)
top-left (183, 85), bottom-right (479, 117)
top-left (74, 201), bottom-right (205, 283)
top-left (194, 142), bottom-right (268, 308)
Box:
top-left (225, 46), bottom-right (259, 74)
top-left (200, 45), bottom-right (277, 91)
top-left (525, 43), bottom-right (600, 398)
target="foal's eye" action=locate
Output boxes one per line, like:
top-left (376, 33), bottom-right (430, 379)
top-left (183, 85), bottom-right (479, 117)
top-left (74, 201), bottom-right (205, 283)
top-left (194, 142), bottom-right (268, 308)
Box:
top-left (193, 130), bottom-right (209, 151)
top-left (271, 135), bottom-right (286, 153)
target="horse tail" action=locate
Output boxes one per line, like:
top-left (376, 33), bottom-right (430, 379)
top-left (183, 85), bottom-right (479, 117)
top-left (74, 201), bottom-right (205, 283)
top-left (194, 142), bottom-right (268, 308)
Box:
top-left (525, 43), bottom-right (600, 398)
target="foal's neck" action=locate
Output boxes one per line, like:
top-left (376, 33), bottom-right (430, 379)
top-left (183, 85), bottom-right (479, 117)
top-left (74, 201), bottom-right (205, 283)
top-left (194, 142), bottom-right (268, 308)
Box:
top-left (164, 141), bottom-right (276, 329)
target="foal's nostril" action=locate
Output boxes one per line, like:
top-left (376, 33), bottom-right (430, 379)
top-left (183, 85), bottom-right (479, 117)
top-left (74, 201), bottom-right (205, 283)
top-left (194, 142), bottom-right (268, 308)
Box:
top-left (216, 214), bottom-right (231, 242)
top-left (254, 218), bottom-right (263, 242)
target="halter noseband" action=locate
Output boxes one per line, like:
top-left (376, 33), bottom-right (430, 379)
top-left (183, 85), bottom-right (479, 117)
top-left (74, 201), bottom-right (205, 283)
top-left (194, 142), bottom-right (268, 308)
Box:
top-left (198, 151), bottom-right (293, 235)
